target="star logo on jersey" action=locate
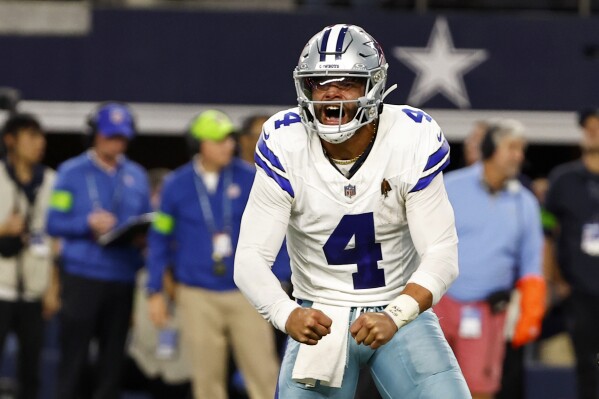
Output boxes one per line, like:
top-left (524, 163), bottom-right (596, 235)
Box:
top-left (393, 17), bottom-right (488, 109)
top-left (344, 184), bottom-right (356, 199)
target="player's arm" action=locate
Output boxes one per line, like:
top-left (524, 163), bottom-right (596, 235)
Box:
top-left (234, 171), bottom-right (332, 344)
top-left (403, 172), bottom-right (458, 310)
top-left (364, 175), bottom-right (456, 333)
top-left (351, 175), bottom-right (458, 349)
top-left (234, 169), bottom-right (294, 326)
top-left (371, 119), bottom-right (457, 334)
top-left (388, 119), bottom-right (457, 316)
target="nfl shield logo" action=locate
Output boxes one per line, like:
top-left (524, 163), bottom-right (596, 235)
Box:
top-left (344, 184), bottom-right (356, 198)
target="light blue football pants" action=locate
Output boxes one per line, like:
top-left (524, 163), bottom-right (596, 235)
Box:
top-left (276, 305), bottom-right (471, 399)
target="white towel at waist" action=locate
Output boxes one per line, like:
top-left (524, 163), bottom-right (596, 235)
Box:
top-left (291, 303), bottom-right (350, 388)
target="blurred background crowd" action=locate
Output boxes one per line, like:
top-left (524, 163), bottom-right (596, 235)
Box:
top-left (0, 0), bottom-right (598, 398)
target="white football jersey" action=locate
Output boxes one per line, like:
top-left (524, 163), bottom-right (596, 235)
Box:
top-left (252, 104), bottom-right (451, 307)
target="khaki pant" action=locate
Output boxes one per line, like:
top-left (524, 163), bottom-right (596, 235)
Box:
top-left (177, 284), bottom-right (279, 399)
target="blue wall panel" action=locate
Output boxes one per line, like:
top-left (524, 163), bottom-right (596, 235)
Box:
top-left (1, 9), bottom-right (598, 110)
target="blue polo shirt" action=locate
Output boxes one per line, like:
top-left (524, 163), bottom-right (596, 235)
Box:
top-left (47, 152), bottom-right (151, 283)
top-left (444, 163), bottom-right (543, 302)
top-left (147, 158), bottom-right (290, 293)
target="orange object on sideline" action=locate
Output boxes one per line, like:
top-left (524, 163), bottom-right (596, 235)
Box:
top-left (512, 275), bottom-right (547, 348)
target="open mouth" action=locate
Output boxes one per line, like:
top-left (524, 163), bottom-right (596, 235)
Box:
top-left (321, 105), bottom-right (345, 125)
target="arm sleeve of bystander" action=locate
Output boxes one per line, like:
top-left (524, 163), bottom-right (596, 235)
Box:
top-left (146, 177), bottom-right (177, 293)
top-left (512, 191), bottom-right (546, 347)
top-left (46, 168), bottom-right (91, 239)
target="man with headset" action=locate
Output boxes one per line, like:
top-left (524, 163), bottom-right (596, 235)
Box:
top-left (47, 102), bottom-right (151, 399)
top-left (146, 110), bottom-right (280, 399)
top-left (434, 119), bottom-right (546, 399)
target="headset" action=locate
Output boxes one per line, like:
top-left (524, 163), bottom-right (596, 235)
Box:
top-left (184, 114), bottom-right (202, 157)
top-left (480, 124), bottom-right (501, 160)
top-left (84, 101), bottom-right (137, 148)
top-left (86, 101), bottom-right (137, 136)
top-left (184, 110), bottom-right (238, 158)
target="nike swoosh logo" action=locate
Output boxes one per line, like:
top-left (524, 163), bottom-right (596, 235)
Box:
top-left (263, 130), bottom-right (270, 140)
top-left (437, 131), bottom-right (443, 142)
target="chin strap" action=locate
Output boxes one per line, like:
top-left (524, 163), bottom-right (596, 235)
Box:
top-left (382, 84), bottom-right (398, 101)
top-left (376, 83), bottom-right (398, 115)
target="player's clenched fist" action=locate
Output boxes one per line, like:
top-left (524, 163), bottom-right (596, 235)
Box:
top-left (350, 312), bottom-right (398, 350)
top-left (285, 307), bottom-right (333, 345)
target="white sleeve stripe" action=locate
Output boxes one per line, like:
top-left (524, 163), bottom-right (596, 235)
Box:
top-left (421, 151), bottom-right (450, 179)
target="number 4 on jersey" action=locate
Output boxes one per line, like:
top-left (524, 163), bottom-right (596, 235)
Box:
top-left (274, 112), bottom-right (301, 129)
top-left (323, 213), bottom-right (385, 290)
top-left (402, 108), bottom-right (432, 124)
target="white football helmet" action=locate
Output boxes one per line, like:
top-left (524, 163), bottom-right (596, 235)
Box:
top-left (294, 24), bottom-right (395, 144)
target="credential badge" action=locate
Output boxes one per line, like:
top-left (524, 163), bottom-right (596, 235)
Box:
top-left (344, 184), bottom-right (356, 198)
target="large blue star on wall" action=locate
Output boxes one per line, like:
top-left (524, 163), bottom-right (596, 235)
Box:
top-left (393, 17), bottom-right (489, 109)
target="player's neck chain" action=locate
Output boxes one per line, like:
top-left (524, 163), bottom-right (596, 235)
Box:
top-left (329, 154), bottom-right (363, 165)
top-left (326, 122), bottom-right (378, 165)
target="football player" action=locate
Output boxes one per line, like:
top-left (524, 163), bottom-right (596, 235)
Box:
top-left (234, 24), bottom-right (470, 398)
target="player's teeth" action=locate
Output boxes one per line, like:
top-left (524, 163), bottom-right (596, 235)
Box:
top-left (325, 106), bottom-right (341, 117)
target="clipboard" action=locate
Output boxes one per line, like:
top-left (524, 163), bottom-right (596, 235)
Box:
top-left (97, 212), bottom-right (155, 247)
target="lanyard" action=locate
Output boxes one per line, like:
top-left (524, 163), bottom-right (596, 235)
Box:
top-left (86, 169), bottom-right (124, 212)
top-left (193, 165), bottom-right (232, 234)
top-left (86, 151), bottom-right (125, 212)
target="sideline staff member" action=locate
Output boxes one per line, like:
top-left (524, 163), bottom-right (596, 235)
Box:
top-left (147, 110), bottom-right (279, 399)
top-left (47, 102), bottom-right (151, 399)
